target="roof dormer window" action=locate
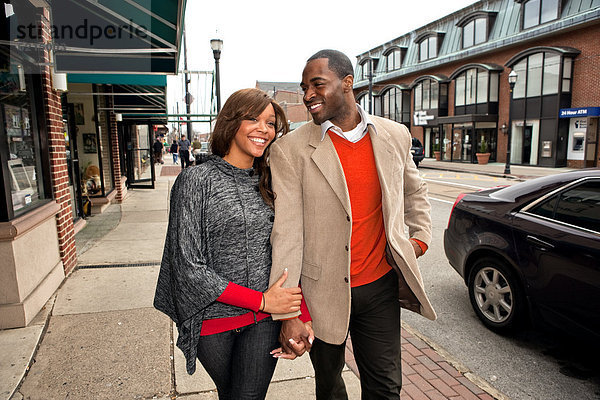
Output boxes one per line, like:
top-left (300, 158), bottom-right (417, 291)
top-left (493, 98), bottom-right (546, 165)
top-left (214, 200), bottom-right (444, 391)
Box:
top-left (522, 0), bottom-right (560, 29)
top-left (456, 11), bottom-right (497, 49)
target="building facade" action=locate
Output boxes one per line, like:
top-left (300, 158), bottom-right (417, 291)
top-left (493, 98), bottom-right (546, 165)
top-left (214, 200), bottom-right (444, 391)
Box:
top-left (354, 0), bottom-right (600, 168)
top-left (1, 0), bottom-right (184, 329)
top-left (256, 81), bottom-right (312, 130)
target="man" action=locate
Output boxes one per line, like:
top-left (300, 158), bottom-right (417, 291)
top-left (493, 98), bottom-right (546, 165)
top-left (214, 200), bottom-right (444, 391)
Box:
top-left (178, 134), bottom-right (192, 169)
top-left (268, 49), bottom-right (436, 399)
top-left (153, 137), bottom-right (164, 164)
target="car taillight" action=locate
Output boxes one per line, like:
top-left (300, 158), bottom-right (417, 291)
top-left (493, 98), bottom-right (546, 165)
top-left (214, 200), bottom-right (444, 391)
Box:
top-left (447, 193), bottom-right (466, 229)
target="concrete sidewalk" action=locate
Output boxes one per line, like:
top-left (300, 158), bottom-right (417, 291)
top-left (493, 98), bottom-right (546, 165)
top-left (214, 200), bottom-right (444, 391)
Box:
top-left (1, 157), bottom-right (507, 400)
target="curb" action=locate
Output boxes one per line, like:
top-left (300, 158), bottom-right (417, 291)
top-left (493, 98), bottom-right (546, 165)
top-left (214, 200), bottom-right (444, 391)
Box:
top-left (419, 164), bottom-right (525, 181)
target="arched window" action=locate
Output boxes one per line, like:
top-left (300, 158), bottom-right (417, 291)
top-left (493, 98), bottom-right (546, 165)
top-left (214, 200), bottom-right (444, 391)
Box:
top-left (384, 48), bottom-right (404, 72)
top-left (414, 79), bottom-right (440, 111)
top-left (415, 32), bottom-right (444, 62)
top-left (451, 65), bottom-right (501, 115)
top-left (456, 11), bottom-right (497, 49)
top-left (380, 86), bottom-right (409, 123)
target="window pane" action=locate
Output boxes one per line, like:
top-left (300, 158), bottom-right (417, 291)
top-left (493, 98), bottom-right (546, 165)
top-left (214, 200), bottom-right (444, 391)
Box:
top-left (465, 69), bottom-right (475, 105)
top-left (428, 37), bottom-right (437, 59)
top-left (562, 79), bottom-right (570, 92)
top-left (475, 18), bottom-right (487, 44)
top-left (541, 0), bottom-right (559, 23)
top-left (395, 89), bottom-right (402, 120)
top-left (513, 59), bottom-right (527, 99)
top-left (489, 72), bottom-right (499, 101)
top-left (530, 195), bottom-right (558, 219)
top-left (394, 50), bottom-right (401, 69)
top-left (463, 21), bottom-right (474, 48)
top-left (524, 0), bottom-right (540, 29)
top-left (374, 95), bottom-right (382, 116)
top-left (414, 83), bottom-right (422, 111)
top-left (542, 53), bottom-right (560, 95)
top-left (455, 74), bottom-right (465, 106)
top-left (476, 70), bottom-right (488, 103)
top-left (2, 65), bottom-right (46, 215)
top-left (527, 53), bottom-right (543, 97)
top-left (423, 80), bottom-right (430, 110)
top-left (554, 182), bottom-right (600, 232)
top-left (420, 40), bottom-right (428, 62)
top-left (563, 57), bottom-right (572, 78)
top-left (383, 92), bottom-right (390, 118)
top-left (431, 81), bottom-right (439, 109)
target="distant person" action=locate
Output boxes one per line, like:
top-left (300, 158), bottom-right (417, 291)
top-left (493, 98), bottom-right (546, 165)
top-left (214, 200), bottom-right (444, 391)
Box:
top-left (154, 88), bottom-right (310, 399)
top-left (178, 134), bottom-right (192, 169)
top-left (268, 49), bottom-right (434, 399)
top-left (153, 137), bottom-right (164, 164)
top-left (170, 141), bottom-right (179, 164)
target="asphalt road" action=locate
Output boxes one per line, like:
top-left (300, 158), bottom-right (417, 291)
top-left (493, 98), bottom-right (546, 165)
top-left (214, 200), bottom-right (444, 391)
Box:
top-left (401, 171), bottom-right (600, 400)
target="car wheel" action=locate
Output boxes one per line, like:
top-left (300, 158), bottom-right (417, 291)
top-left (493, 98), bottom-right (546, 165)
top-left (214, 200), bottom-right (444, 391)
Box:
top-left (468, 257), bottom-right (525, 333)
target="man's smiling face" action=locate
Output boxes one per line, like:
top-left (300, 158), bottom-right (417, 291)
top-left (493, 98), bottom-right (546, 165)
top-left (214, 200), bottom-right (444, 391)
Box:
top-left (301, 58), bottom-right (347, 126)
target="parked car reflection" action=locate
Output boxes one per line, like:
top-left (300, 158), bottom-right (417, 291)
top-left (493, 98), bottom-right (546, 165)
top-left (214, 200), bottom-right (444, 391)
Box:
top-left (444, 170), bottom-right (600, 341)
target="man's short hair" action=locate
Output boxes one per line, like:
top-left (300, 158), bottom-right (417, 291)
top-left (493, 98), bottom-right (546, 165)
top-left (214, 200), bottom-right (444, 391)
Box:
top-left (307, 49), bottom-right (354, 79)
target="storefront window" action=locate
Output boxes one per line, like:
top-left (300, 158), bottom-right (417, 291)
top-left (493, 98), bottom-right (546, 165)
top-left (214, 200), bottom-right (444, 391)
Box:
top-left (1, 59), bottom-right (49, 217)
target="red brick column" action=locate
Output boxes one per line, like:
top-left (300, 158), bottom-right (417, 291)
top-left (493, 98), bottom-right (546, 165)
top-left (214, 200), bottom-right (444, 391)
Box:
top-left (40, 8), bottom-right (77, 274)
top-left (106, 94), bottom-right (127, 202)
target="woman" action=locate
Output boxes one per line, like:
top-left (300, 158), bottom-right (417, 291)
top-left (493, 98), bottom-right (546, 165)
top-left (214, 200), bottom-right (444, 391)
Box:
top-left (154, 88), bottom-right (310, 399)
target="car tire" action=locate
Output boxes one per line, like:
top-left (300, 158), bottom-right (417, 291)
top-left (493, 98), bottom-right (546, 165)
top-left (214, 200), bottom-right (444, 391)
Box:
top-left (468, 257), bottom-right (525, 334)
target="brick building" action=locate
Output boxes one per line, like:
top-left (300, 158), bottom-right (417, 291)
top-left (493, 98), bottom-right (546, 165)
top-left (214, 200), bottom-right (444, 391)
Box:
top-left (353, 0), bottom-right (600, 168)
top-left (0, 0), bottom-right (185, 329)
top-left (256, 81), bottom-right (312, 129)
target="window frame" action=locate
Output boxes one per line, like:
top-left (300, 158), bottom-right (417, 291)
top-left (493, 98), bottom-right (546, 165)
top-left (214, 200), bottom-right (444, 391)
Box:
top-left (521, 0), bottom-right (561, 30)
top-left (384, 48), bottom-right (405, 72)
top-left (415, 33), bottom-right (444, 62)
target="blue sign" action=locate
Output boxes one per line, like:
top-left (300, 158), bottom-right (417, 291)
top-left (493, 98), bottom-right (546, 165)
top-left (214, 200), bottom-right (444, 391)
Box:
top-left (559, 107), bottom-right (600, 118)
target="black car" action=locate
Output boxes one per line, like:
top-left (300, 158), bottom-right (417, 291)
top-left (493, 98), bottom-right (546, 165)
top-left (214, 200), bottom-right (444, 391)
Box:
top-left (444, 169), bottom-right (600, 340)
top-left (411, 138), bottom-right (425, 167)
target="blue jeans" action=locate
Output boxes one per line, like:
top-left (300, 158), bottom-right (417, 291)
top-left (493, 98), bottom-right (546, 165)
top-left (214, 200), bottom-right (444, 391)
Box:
top-left (172, 152), bottom-right (178, 164)
top-left (196, 318), bottom-right (281, 399)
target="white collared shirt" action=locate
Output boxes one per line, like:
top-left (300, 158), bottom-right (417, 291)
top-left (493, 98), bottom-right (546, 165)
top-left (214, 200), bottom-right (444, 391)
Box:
top-left (320, 104), bottom-right (377, 143)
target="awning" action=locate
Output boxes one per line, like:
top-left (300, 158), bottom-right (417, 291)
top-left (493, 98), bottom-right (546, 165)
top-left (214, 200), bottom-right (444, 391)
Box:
top-left (51, 0), bottom-right (186, 74)
top-left (437, 114), bottom-right (498, 124)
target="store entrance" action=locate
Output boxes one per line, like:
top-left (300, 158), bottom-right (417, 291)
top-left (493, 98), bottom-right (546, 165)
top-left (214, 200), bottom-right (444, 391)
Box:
top-left (64, 103), bottom-right (85, 219)
top-left (123, 123), bottom-right (155, 189)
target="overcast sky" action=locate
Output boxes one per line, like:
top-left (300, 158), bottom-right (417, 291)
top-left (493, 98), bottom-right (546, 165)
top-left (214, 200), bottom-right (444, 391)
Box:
top-left (167, 0), bottom-right (477, 133)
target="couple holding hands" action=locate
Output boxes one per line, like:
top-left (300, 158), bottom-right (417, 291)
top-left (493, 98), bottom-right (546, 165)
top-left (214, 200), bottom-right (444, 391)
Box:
top-left (154, 49), bottom-right (435, 400)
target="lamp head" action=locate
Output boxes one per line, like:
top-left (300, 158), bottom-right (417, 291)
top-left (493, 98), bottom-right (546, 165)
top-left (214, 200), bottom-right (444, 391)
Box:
top-left (210, 38), bottom-right (223, 52)
top-left (508, 70), bottom-right (518, 86)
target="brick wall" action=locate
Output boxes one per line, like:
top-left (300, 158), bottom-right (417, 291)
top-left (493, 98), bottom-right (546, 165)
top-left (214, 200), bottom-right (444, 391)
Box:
top-left (40, 8), bottom-right (76, 274)
top-left (105, 94), bottom-right (126, 202)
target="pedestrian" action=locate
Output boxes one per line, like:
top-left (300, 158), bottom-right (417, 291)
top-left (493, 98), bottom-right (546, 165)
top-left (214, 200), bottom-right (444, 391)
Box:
top-left (268, 49), bottom-right (436, 399)
top-left (154, 88), bottom-right (311, 399)
top-left (153, 137), bottom-right (164, 164)
top-left (170, 140), bottom-right (179, 164)
top-left (178, 134), bottom-right (192, 169)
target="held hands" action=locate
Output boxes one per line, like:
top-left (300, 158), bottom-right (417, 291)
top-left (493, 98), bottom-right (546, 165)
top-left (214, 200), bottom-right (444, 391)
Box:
top-left (260, 269), bottom-right (302, 314)
top-left (270, 318), bottom-right (314, 359)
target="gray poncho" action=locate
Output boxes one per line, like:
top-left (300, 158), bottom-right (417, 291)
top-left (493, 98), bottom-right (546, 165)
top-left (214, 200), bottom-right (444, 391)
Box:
top-left (154, 156), bottom-right (274, 374)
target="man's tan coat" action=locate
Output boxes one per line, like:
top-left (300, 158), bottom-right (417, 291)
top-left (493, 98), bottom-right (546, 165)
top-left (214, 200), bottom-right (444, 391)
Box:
top-left (269, 115), bottom-right (436, 345)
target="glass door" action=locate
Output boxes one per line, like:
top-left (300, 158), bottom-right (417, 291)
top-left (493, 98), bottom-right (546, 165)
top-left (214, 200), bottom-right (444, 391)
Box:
top-left (124, 124), bottom-right (155, 188)
top-left (65, 103), bottom-right (85, 219)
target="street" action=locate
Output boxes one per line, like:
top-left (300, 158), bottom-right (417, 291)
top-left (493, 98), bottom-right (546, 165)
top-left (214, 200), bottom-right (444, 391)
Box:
top-left (406, 170), bottom-right (600, 400)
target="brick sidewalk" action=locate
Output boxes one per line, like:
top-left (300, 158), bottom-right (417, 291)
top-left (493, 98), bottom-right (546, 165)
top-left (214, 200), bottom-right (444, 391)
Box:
top-left (345, 324), bottom-right (503, 400)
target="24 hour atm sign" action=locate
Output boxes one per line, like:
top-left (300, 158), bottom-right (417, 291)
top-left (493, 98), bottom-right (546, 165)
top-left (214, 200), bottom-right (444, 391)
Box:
top-left (559, 107), bottom-right (600, 118)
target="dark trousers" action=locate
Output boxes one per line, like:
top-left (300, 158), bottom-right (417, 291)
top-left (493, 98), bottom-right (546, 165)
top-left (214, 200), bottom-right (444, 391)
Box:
top-left (196, 318), bottom-right (281, 400)
top-left (309, 270), bottom-right (402, 400)
top-left (180, 150), bottom-right (191, 169)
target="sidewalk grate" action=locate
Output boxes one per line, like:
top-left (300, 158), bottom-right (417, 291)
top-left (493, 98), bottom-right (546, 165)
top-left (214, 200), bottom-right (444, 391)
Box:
top-left (78, 262), bottom-right (161, 269)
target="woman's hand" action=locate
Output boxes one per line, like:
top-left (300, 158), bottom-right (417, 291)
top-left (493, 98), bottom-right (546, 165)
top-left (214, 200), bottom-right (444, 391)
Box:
top-left (261, 269), bottom-right (302, 314)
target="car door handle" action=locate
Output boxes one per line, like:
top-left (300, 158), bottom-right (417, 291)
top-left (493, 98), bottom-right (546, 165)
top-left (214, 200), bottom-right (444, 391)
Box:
top-left (526, 235), bottom-right (555, 251)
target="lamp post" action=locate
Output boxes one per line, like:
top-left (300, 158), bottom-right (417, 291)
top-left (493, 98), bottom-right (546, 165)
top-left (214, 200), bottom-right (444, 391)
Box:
top-left (210, 38), bottom-right (223, 113)
top-left (368, 58), bottom-right (374, 114)
top-left (504, 70), bottom-right (518, 175)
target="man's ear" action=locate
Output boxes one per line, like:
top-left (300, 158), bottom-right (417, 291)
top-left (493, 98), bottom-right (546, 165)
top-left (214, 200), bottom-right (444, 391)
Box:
top-left (342, 75), bottom-right (354, 93)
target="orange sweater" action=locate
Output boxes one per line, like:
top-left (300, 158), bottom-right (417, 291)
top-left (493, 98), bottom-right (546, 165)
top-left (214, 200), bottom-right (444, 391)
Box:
top-left (329, 132), bottom-right (392, 287)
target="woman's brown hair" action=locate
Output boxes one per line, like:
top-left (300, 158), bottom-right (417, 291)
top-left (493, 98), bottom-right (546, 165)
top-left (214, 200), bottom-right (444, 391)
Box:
top-left (209, 88), bottom-right (289, 208)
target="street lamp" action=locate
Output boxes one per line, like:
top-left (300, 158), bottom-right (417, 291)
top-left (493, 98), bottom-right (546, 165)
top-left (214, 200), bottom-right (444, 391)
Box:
top-left (504, 70), bottom-right (518, 175)
top-left (210, 38), bottom-right (223, 113)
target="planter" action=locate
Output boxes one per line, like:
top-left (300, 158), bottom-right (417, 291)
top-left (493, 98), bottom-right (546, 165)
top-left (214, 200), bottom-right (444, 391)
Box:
top-left (476, 152), bottom-right (491, 165)
top-left (433, 151), bottom-right (441, 161)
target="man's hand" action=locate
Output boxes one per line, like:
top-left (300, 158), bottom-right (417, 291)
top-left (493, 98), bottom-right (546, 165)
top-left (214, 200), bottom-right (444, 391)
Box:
top-left (270, 318), bottom-right (314, 359)
top-left (409, 238), bottom-right (424, 258)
